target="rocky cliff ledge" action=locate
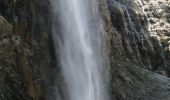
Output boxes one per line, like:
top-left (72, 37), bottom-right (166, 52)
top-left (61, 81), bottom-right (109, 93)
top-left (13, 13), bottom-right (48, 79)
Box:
top-left (105, 0), bottom-right (170, 99)
top-left (0, 0), bottom-right (170, 100)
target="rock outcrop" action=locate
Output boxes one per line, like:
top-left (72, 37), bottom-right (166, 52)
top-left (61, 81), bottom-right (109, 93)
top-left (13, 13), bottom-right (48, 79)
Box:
top-left (0, 0), bottom-right (56, 99)
top-left (102, 0), bottom-right (170, 99)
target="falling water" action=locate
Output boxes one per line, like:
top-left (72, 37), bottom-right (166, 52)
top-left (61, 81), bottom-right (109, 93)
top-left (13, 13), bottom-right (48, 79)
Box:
top-left (137, 0), bottom-right (151, 31)
top-left (50, 0), bottom-right (108, 100)
top-left (124, 7), bottom-right (136, 32)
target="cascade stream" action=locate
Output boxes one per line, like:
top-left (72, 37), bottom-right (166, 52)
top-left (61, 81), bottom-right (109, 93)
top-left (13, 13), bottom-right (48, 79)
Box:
top-left (50, 0), bottom-right (108, 100)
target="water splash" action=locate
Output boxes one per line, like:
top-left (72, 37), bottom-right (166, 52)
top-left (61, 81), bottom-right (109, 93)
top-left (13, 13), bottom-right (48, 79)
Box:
top-left (50, 0), bottom-right (108, 100)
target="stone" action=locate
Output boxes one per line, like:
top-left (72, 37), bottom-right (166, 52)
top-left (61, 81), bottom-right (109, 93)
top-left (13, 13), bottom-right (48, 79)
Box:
top-left (153, 9), bottom-right (164, 18)
top-left (167, 18), bottom-right (170, 23)
top-left (158, 1), bottom-right (163, 5)
top-left (149, 18), bottom-right (159, 24)
top-left (0, 16), bottom-right (12, 39)
top-left (164, 13), bottom-right (170, 18)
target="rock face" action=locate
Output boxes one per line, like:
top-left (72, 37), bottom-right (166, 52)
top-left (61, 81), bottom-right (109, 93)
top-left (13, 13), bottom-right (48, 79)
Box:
top-left (103, 0), bottom-right (170, 99)
top-left (0, 15), bottom-right (30, 100)
top-left (143, 0), bottom-right (170, 76)
top-left (0, 0), bottom-right (170, 100)
top-left (0, 0), bottom-right (57, 100)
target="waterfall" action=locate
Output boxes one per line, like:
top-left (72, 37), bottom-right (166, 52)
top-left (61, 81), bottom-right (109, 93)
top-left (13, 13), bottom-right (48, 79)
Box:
top-left (137, 0), bottom-right (151, 31)
top-left (50, 0), bottom-right (108, 100)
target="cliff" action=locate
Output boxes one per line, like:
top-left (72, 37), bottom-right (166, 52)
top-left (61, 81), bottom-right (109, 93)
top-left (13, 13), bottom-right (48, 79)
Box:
top-left (0, 0), bottom-right (170, 100)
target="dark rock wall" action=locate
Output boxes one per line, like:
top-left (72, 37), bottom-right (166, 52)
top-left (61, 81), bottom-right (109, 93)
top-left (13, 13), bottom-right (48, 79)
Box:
top-left (0, 0), bottom-right (57, 100)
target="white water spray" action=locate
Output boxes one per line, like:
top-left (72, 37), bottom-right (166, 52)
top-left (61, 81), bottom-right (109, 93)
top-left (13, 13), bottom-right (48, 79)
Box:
top-left (50, 0), bottom-right (108, 100)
